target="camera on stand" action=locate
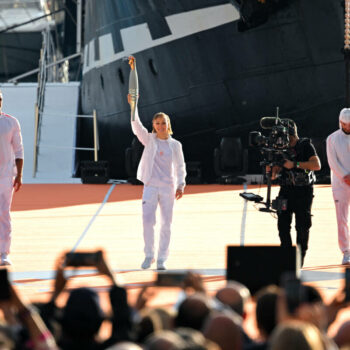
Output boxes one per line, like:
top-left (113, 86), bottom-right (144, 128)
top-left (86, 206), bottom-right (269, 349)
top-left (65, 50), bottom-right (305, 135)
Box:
top-left (249, 115), bottom-right (292, 168)
top-left (240, 110), bottom-right (295, 213)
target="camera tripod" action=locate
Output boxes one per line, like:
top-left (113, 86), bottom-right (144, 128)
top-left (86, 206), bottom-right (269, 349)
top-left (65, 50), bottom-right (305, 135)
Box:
top-left (259, 167), bottom-right (276, 213)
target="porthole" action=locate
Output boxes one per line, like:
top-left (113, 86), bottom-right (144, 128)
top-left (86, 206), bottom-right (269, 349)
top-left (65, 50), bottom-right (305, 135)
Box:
top-left (149, 59), bottom-right (158, 75)
top-left (118, 68), bottom-right (125, 84)
top-left (100, 74), bottom-right (104, 90)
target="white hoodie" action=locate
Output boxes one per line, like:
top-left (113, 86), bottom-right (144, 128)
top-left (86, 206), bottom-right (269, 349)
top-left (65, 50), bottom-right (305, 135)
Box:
top-left (131, 108), bottom-right (186, 191)
top-left (326, 108), bottom-right (350, 189)
top-left (0, 112), bottom-right (24, 178)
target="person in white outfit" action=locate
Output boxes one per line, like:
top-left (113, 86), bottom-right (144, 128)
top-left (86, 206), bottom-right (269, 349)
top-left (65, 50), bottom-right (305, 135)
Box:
top-left (327, 108), bottom-right (350, 265)
top-left (0, 90), bottom-right (24, 266)
top-left (128, 95), bottom-right (186, 270)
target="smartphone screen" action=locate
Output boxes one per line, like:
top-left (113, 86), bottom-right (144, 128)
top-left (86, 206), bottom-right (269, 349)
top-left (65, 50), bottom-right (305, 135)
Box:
top-left (156, 272), bottom-right (186, 287)
top-left (281, 272), bottom-right (303, 314)
top-left (345, 268), bottom-right (350, 302)
top-left (65, 251), bottom-right (102, 267)
top-left (0, 269), bottom-right (10, 300)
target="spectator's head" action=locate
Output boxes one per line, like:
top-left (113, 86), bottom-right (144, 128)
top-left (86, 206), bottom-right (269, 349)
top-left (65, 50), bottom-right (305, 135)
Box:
top-left (333, 320), bottom-right (350, 348)
top-left (136, 307), bottom-right (174, 343)
top-left (254, 285), bottom-right (280, 339)
top-left (295, 285), bottom-right (327, 331)
top-left (61, 287), bottom-right (105, 339)
top-left (202, 313), bottom-right (243, 350)
top-left (269, 320), bottom-right (325, 350)
top-left (145, 330), bottom-right (187, 350)
top-left (106, 342), bottom-right (143, 350)
top-left (302, 285), bottom-right (323, 303)
top-left (174, 293), bottom-right (211, 331)
top-left (215, 281), bottom-right (250, 318)
top-left (0, 325), bottom-right (15, 350)
top-left (175, 327), bottom-right (220, 350)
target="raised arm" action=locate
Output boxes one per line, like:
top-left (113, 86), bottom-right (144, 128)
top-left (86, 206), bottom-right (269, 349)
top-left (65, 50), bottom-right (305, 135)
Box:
top-left (128, 94), bottom-right (149, 146)
top-left (127, 56), bottom-right (149, 146)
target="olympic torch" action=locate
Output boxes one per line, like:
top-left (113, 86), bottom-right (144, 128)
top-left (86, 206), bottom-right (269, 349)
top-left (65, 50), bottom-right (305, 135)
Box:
top-left (128, 56), bottom-right (139, 121)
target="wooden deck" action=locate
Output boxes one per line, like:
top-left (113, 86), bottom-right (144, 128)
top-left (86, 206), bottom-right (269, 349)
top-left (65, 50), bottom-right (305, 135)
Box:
top-left (8, 183), bottom-right (348, 339)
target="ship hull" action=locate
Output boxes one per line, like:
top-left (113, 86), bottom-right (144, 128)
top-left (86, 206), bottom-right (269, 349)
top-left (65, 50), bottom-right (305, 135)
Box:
top-left (79, 0), bottom-right (345, 181)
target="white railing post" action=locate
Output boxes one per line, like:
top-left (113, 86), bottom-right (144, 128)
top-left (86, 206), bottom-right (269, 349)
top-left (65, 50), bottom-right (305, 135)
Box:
top-left (93, 109), bottom-right (99, 161)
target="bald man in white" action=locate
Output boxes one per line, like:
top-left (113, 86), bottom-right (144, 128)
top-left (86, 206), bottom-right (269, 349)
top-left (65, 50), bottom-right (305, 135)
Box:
top-left (327, 108), bottom-right (350, 265)
top-left (0, 90), bottom-right (24, 265)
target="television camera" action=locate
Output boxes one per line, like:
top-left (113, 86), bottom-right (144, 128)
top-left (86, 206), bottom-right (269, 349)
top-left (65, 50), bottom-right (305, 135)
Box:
top-left (249, 116), bottom-right (295, 167)
top-left (241, 110), bottom-right (296, 213)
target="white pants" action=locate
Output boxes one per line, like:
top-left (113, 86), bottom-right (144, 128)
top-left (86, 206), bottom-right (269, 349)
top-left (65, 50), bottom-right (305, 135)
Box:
top-left (0, 177), bottom-right (13, 255)
top-left (333, 184), bottom-right (350, 253)
top-left (142, 185), bottom-right (175, 260)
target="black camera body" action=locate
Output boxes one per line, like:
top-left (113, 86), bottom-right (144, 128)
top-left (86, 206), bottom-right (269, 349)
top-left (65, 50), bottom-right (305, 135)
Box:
top-left (249, 124), bottom-right (289, 151)
top-left (249, 117), bottom-right (291, 167)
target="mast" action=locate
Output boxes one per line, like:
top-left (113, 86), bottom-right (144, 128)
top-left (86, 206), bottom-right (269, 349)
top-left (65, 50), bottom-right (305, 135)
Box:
top-left (76, 0), bottom-right (82, 54)
top-left (345, 0), bottom-right (350, 106)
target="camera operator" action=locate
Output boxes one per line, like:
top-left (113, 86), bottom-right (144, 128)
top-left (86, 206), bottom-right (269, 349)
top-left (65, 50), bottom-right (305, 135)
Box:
top-left (267, 121), bottom-right (321, 266)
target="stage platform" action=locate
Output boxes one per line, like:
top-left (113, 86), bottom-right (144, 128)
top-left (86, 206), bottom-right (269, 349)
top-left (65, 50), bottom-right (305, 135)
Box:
top-left (7, 183), bottom-right (348, 339)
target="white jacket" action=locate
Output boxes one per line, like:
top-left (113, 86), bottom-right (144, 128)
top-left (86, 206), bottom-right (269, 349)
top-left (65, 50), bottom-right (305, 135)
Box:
top-left (327, 127), bottom-right (350, 189)
top-left (131, 108), bottom-right (186, 191)
top-left (0, 112), bottom-right (24, 178)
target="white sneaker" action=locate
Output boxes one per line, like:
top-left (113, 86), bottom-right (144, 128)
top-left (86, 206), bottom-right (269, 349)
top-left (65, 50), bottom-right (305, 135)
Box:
top-left (0, 253), bottom-right (12, 266)
top-left (157, 259), bottom-right (166, 270)
top-left (141, 257), bottom-right (154, 269)
top-left (342, 252), bottom-right (350, 265)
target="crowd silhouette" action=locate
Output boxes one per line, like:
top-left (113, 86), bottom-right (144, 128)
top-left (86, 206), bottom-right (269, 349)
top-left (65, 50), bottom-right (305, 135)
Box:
top-left (0, 250), bottom-right (350, 350)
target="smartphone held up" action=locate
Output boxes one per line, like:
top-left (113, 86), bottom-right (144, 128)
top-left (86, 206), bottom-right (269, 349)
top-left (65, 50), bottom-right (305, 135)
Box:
top-left (156, 272), bottom-right (186, 287)
top-left (64, 251), bottom-right (102, 267)
top-left (0, 268), bottom-right (11, 300)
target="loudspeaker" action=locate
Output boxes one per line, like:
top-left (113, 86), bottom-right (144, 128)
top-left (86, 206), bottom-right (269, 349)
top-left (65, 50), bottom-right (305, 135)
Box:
top-left (226, 245), bottom-right (300, 294)
top-left (186, 161), bottom-right (202, 184)
top-left (80, 160), bottom-right (110, 184)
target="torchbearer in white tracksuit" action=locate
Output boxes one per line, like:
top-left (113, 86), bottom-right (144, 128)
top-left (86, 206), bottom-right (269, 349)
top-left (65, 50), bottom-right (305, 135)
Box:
top-left (327, 108), bottom-right (350, 265)
top-left (0, 90), bottom-right (24, 266)
top-left (127, 58), bottom-right (186, 270)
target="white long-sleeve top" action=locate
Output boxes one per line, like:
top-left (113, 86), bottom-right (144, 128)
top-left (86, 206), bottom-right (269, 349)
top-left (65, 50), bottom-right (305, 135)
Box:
top-left (0, 112), bottom-right (24, 178)
top-left (131, 109), bottom-right (186, 191)
top-left (327, 128), bottom-right (350, 188)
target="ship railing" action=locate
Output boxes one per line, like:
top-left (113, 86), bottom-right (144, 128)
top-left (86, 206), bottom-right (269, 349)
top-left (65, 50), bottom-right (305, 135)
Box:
top-left (33, 109), bottom-right (99, 178)
top-left (7, 52), bottom-right (82, 84)
top-left (31, 24), bottom-right (84, 178)
top-left (33, 28), bottom-right (49, 177)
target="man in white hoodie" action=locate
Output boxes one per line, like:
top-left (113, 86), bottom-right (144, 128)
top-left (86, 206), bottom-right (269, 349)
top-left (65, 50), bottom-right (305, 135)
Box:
top-left (0, 90), bottom-right (24, 265)
top-left (327, 108), bottom-right (350, 265)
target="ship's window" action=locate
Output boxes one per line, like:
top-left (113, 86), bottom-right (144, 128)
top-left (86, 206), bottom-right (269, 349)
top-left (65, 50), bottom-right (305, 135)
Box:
top-left (100, 74), bottom-right (104, 90)
top-left (118, 68), bottom-right (125, 84)
top-left (149, 59), bottom-right (158, 75)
